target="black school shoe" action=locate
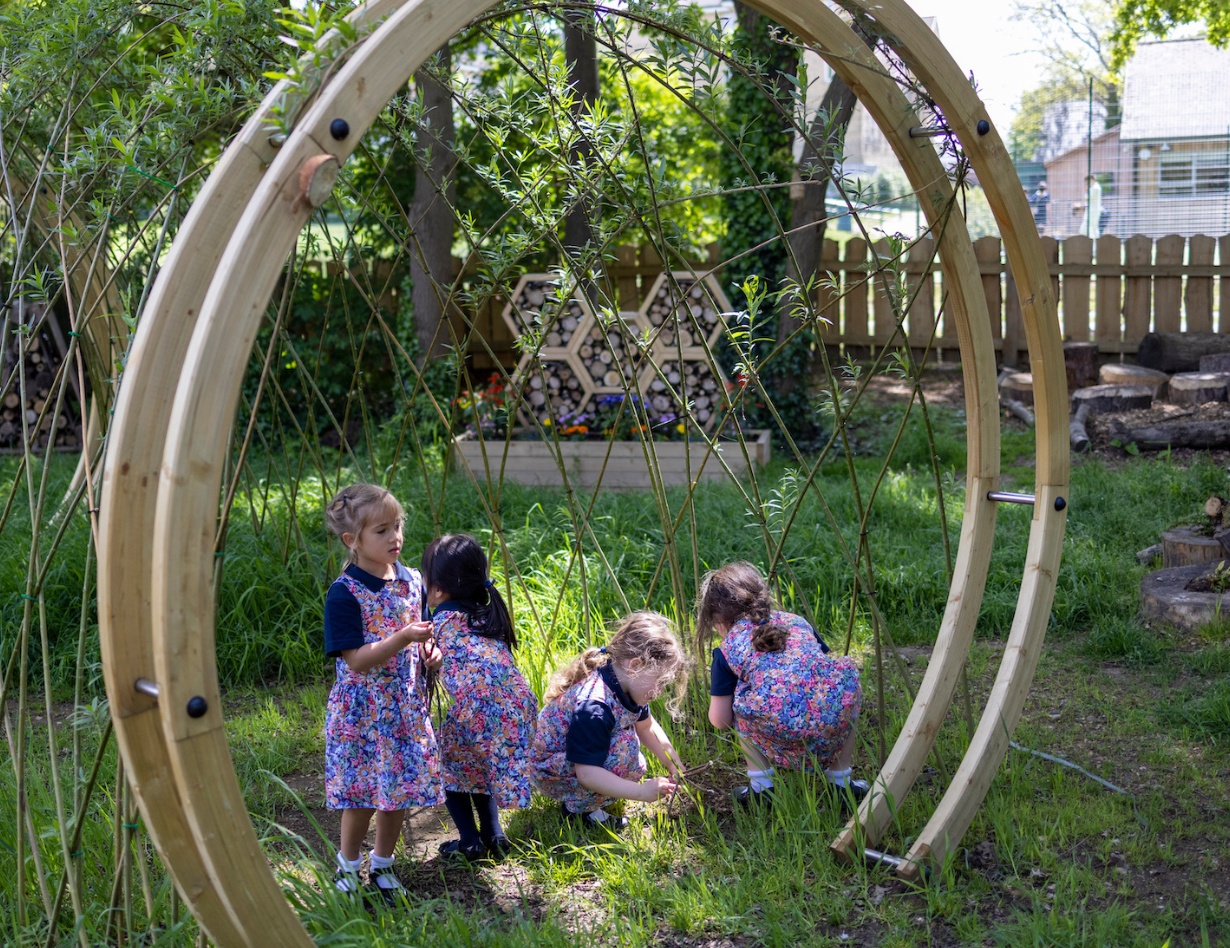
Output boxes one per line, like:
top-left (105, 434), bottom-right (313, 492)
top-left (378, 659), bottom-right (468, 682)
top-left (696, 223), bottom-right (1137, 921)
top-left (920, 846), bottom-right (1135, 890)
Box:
top-left (438, 838), bottom-right (487, 862)
top-left (562, 803), bottom-right (629, 831)
top-left (367, 866), bottom-right (408, 908)
top-left (483, 835), bottom-right (513, 859)
top-left (830, 779), bottom-right (870, 817)
top-left (732, 784), bottom-right (774, 808)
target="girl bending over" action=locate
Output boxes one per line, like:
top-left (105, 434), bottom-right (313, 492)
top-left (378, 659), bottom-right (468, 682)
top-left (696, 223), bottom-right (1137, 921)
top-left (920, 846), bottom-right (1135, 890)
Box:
top-left (697, 562), bottom-right (863, 808)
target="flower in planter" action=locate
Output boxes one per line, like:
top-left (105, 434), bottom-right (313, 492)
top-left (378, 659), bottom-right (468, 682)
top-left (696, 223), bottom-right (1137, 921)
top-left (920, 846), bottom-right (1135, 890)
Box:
top-left (455, 372), bottom-right (513, 437)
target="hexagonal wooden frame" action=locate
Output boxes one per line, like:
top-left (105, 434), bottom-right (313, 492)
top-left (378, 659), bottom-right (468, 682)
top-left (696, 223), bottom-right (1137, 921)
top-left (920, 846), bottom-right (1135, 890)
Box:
top-left (500, 273), bottom-right (593, 357)
top-left (97, 0), bottom-right (1067, 943)
top-left (639, 270), bottom-right (730, 357)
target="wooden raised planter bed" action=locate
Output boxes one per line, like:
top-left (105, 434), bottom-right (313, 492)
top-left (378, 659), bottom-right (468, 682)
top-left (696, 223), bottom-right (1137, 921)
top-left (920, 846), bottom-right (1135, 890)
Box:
top-left (451, 429), bottom-right (771, 489)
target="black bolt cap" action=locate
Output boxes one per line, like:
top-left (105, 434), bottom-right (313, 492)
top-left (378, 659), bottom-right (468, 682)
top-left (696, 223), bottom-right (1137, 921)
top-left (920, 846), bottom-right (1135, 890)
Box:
top-left (186, 696), bottom-right (209, 718)
top-left (329, 118), bottom-right (350, 140)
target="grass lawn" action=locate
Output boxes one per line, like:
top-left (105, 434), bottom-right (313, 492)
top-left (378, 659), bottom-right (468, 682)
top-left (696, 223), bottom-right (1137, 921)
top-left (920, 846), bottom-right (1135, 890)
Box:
top-left (3, 384), bottom-right (1229, 946)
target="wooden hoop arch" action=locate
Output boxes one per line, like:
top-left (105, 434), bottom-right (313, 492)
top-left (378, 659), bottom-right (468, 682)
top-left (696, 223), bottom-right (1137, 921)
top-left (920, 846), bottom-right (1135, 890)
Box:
top-left (97, 0), bottom-right (1068, 942)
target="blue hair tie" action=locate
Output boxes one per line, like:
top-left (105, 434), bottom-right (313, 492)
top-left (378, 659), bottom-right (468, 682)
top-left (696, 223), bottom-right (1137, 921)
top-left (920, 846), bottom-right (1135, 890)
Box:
top-left (598, 646), bottom-right (607, 654)
top-left (484, 579), bottom-right (495, 589)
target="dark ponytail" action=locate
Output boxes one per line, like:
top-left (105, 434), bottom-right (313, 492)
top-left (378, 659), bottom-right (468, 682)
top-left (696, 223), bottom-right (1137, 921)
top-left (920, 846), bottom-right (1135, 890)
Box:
top-left (696, 561), bottom-right (788, 653)
top-left (421, 534), bottom-right (517, 650)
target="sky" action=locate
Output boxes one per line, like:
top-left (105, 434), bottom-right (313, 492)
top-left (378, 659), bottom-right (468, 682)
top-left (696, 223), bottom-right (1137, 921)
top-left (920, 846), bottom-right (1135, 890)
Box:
top-left (909, 0), bottom-right (1049, 133)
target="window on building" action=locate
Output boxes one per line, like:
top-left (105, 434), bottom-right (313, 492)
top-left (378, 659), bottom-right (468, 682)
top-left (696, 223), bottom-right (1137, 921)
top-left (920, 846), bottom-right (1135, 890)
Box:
top-left (1159, 153), bottom-right (1230, 197)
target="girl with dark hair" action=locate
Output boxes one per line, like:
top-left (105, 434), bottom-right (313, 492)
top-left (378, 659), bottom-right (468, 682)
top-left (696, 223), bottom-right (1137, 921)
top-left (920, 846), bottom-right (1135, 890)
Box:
top-left (422, 534), bottom-right (537, 860)
top-left (696, 562), bottom-right (863, 808)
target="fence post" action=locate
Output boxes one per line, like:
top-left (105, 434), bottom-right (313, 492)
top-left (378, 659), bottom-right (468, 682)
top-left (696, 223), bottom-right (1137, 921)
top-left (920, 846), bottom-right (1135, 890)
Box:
top-left (1186, 235), bottom-right (1215, 332)
top-left (973, 236), bottom-right (1002, 355)
top-left (1062, 235), bottom-right (1092, 342)
top-left (1123, 235), bottom-right (1153, 350)
top-left (1153, 234), bottom-right (1185, 333)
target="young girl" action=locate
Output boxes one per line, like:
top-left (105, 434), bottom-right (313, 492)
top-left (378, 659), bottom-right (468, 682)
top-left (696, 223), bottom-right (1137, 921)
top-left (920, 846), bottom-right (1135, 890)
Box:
top-left (531, 612), bottom-right (688, 827)
top-left (696, 562), bottom-right (863, 807)
top-left (421, 534), bottom-right (538, 860)
top-left (323, 484), bottom-right (443, 905)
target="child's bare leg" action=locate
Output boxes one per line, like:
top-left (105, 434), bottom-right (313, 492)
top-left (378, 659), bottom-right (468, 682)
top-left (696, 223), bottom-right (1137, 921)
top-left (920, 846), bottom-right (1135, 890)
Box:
top-left (736, 734), bottom-right (773, 773)
top-left (833, 729), bottom-right (856, 770)
top-left (340, 808), bottom-right (375, 861)
top-left (373, 809), bottom-right (407, 859)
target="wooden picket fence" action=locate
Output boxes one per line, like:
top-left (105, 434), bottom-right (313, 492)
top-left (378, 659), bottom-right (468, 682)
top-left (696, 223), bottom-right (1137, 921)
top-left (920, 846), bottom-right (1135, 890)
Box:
top-left (813, 233), bottom-right (1230, 366)
top-left (347, 235), bottom-right (1230, 372)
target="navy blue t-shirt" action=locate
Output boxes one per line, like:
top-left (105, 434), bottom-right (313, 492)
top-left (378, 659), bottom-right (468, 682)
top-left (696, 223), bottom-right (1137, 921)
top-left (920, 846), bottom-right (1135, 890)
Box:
top-left (709, 625), bottom-right (830, 696)
top-left (323, 562), bottom-right (422, 658)
top-left (565, 662), bottom-right (650, 766)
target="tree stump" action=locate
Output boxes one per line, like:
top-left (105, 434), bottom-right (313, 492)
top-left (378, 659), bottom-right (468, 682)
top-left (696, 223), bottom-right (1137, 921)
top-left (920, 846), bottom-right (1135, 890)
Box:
top-left (1063, 342), bottom-right (1099, 391)
top-left (999, 371), bottom-right (1033, 406)
top-left (1169, 372), bottom-right (1229, 405)
top-left (1141, 564), bottom-right (1230, 632)
top-left (1098, 363), bottom-right (1169, 398)
top-left (1200, 353), bottom-right (1230, 374)
top-left (1161, 525), bottom-right (1227, 568)
top-left (1070, 384), bottom-right (1153, 414)
top-left (1137, 331), bottom-right (1230, 373)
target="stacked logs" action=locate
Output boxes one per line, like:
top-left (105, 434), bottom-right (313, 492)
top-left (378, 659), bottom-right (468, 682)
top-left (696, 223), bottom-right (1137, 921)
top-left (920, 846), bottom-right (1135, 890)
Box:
top-left (1, 302), bottom-right (84, 452)
top-left (510, 279), bottom-right (588, 350)
top-left (577, 318), bottom-right (644, 388)
top-left (643, 278), bottom-right (723, 350)
top-left (519, 360), bottom-right (586, 426)
top-left (647, 360), bottom-right (721, 428)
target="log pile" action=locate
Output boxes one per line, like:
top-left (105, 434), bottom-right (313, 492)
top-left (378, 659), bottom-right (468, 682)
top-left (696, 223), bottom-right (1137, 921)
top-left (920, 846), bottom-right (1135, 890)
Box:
top-left (646, 359), bottom-right (721, 428)
top-left (1067, 332), bottom-right (1230, 453)
top-left (642, 277), bottom-right (724, 351)
top-left (506, 278), bottom-right (590, 350)
top-left (1, 301), bottom-right (84, 452)
top-left (517, 360), bottom-right (587, 427)
top-left (576, 315), bottom-right (646, 389)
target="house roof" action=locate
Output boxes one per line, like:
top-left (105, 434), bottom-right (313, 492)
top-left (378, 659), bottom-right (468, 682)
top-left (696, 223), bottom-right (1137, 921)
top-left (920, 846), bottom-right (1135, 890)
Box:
top-left (1122, 37), bottom-right (1230, 141)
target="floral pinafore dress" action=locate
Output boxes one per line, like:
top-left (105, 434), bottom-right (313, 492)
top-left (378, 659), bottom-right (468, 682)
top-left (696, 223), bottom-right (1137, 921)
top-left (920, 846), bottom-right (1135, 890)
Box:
top-left (434, 607), bottom-right (538, 808)
top-left (720, 610), bottom-right (861, 771)
top-left (324, 567), bottom-right (443, 809)
top-left (530, 665), bottom-right (645, 814)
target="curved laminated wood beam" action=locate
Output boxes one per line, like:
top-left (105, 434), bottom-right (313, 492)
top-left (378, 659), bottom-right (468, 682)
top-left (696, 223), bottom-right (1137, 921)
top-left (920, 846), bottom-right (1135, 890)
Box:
top-left (96, 3), bottom-right (418, 943)
top-left (825, 0), bottom-right (1069, 878)
top-left (760, 0), bottom-right (1003, 866)
top-left (148, 1), bottom-right (478, 943)
top-left (97, 0), bottom-right (1068, 942)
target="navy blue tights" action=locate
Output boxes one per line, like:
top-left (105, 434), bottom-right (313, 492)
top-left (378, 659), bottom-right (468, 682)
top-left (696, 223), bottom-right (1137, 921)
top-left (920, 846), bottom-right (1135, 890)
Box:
top-left (444, 790), bottom-right (502, 846)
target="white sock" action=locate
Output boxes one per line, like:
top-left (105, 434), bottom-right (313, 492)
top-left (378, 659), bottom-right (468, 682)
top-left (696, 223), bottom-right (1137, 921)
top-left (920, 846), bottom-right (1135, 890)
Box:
top-left (335, 852), bottom-right (361, 892)
top-left (588, 807), bottom-right (610, 823)
top-left (748, 768), bottom-right (774, 792)
top-left (369, 851), bottom-right (402, 889)
top-left (824, 767), bottom-right (852, 788)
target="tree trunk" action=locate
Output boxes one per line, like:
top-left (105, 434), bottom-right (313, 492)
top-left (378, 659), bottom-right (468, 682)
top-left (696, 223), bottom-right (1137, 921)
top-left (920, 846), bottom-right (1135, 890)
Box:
top-left (774, 23), bottom-right (875, 398)
top-left (563, 7), bottom-right (599, 265)
top-left (409, 45), bottom-right (457, 363)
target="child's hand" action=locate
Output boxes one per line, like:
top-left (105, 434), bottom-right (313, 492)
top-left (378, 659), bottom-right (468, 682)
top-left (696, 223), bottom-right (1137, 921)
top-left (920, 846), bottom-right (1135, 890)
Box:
top-left (421, 640), bottom-right (443, 672)
top-left (639, 777), bottom-right (677, 802)
top-left (396, 620), bottom-right (433, 644)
